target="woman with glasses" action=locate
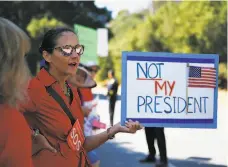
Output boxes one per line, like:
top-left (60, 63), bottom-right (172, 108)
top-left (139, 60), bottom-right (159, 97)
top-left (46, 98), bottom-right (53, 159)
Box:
top-left (20, 27), bottom-right (143, 167)
top-left (0, 18), bottom-right (33, 167)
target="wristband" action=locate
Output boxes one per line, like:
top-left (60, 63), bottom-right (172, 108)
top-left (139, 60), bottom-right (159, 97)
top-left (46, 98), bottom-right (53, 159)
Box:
top-left (107, 127), bottom-right (115, 139)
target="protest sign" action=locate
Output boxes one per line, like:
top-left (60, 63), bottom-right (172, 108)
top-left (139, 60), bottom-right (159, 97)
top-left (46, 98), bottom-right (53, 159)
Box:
top-left (121, 52), bottom-right (219, 128)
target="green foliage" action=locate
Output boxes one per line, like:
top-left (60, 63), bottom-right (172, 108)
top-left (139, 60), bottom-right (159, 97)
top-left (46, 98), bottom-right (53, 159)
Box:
top-left (218, 63), bottom-right (227, 89)
top-left (112, 55), bottom-right (122, 83)
top-left (153, 1), bottom-right (226, 56)
top-left (96, 55), bottom-right (114, 81)
top-left (97, 11), bottom-right (147, 82)
top-left (0, 1), bottom-right (112, 75)
top-left (105, 1), bottom-right (227, 89)
top-left (27, 17), bottom-right (64, 38)
top-left (0, 1), bottom-right (111, 31)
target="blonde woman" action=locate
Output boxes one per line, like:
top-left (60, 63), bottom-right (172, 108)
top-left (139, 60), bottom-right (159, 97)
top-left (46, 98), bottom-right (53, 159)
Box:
top-left (0, 18), bottom-right (33, 167)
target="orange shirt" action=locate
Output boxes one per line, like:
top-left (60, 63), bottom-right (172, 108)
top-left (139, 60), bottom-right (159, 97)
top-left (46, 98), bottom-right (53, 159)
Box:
top-left (79, 88), bottom-right (94, 102)
top-left (20, 68), bottom-right (86, 167)
top-left (0, 104), bottom-right (33, 167)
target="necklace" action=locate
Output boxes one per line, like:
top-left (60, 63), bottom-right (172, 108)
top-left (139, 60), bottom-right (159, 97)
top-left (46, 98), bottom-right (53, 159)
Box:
top-left (64, 82), bottom-right (71, 97)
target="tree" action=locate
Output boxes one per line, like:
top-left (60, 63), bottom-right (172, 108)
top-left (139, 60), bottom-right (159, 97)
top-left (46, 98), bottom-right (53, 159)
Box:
top-left (27, 17), bottom-right (65, 38)
top-left (0, 1), bottom-right (112, 75)
top-left (105, 10), bottom-right (147, 81)
top-left (107, 1), bottom-right (227, 88)
top-left (153, 1), bottom-right (227, 62)
top-left (0, 1), bottom-right (111, 31)
top-left (97, 55), bottom-right (114, 81)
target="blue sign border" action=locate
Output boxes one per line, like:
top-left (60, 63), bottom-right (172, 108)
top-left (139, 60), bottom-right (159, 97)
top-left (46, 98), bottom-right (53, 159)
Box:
top-left (121, 52), bottom-right (219, 129)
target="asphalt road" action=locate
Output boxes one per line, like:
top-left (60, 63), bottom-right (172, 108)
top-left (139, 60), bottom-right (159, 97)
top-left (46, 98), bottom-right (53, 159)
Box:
top-left (92, 88), bottom-right (227, 167)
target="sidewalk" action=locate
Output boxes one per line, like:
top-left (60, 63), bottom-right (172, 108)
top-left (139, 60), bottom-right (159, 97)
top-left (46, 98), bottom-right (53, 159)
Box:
top-left (93, 89), bottom-right (228, 167)
top-left (97, 139), bottom-right (227, 167)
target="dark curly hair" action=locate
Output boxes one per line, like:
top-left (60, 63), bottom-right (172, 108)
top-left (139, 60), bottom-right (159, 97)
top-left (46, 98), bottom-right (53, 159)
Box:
top-left (39, 27), bottom-right (77, 69)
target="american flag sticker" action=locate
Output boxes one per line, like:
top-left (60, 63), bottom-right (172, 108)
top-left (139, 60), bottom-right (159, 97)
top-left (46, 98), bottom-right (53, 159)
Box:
top-left (188, 66), bottom-right (216, 88)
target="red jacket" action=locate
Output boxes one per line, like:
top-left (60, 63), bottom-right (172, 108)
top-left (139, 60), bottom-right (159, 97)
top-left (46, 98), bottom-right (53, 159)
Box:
top-left (20, 68), bottom-right (88, 167)
top-left (0, 104), bottom-right (33, 167)
top-left (79, 88), bottom-right (94, 102)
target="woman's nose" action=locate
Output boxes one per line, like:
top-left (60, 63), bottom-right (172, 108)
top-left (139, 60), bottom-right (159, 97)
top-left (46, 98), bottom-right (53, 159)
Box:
top-left (71, 50), bottom-right (80, 58)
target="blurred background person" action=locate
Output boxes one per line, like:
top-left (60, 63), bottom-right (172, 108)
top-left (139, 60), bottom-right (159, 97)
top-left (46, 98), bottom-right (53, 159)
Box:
top-left (68, 63), bottom-right (100, 167)
top-left (106, 69), bottom-right (119, 127)
top-left (0, 17), bottom-right (33, 167)
top-left (82, 62), bottom-right (103, 167)
top-left (140, 127), bottom-right (167, 167)
top-left (68, 61), bottom-right (106, 167)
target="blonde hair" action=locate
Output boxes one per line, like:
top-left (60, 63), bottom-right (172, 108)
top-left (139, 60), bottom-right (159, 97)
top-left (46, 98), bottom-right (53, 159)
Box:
top-left (0, 17), bottom-right (31, 107)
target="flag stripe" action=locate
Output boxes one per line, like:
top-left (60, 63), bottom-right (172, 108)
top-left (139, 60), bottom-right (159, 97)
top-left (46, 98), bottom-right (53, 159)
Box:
top-left (188, 82), bottom-right (215, 85)
top-left (202, 70), bottom-right (216, 73)
top-left (188, 85), bottom-right (215, 88)
top-left (202, 73), bottom-right (216, 75)
top-left (188, 84), bottom-right (216, 87)
top-left (202, 72), bottom-right (216, 75)
top-left (202, 68), bottom-right (216, 70)
top-left (201, 76), bottom-right (216, 79)
top-left (189, 78), bottom-right (216, 82)
top-left (202, 69), bottom-right (216, 71)
top-left (189, 81), bottom-right (216, 85)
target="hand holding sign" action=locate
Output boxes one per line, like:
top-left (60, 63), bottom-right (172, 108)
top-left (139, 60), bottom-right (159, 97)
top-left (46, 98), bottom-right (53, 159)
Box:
top-left (112, 121), bottom-right (143, 135)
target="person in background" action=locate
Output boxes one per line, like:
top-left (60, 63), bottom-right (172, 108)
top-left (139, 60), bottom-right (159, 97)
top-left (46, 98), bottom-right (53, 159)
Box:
top-left (0, 17), bottom-right (33, 167)
top-left (82, 62), bottom-right (102, 167)
top-left (67, 63), bottom-right (96, 117)
top-left (68, 62), bottom-right (102, 167)
top-left (139, 127), bottom-right (168, 167)
top-left (106, 69), bottom-right (119, 127)
top-left (20, 27), bottom-right (143, 167)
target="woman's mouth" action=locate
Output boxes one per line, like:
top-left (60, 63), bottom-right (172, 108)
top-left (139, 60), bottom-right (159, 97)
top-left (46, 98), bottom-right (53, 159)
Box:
top-left (68, 62), bottom-right (77, 67)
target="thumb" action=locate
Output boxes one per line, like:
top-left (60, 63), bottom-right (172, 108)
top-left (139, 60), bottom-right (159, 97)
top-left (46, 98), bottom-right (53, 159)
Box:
top-left (120, 126), bottom-right (130, 133)
top-left (48, 146), bottom-right (57, 153)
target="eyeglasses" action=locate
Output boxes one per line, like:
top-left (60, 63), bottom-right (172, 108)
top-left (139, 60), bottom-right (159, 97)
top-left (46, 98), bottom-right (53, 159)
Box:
top-left (90, 69), bottom-right (98, 73)
top-left (54, 44), bottom-right (84, 57)
top-left (86, 67), bottom-right (98, 73)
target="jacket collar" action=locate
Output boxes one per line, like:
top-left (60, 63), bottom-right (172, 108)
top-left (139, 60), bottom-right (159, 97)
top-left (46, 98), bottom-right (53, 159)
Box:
top-left (37, 68), bottom-right (57, 87)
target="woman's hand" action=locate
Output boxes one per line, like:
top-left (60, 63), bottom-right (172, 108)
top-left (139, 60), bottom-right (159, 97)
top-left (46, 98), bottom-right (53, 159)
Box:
top-left (112, 120), bottom-right (143, 135)
top-left (81, 106), bottom-right (92, 117)
top-left (32, 134), bottom-right (57, 155)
